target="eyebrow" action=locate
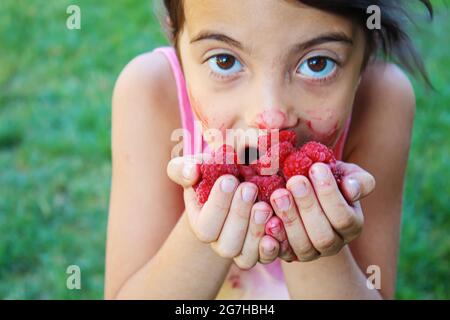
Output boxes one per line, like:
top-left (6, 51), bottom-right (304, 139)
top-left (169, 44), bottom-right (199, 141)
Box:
top-left (190, 30), bottom-right (354, 53)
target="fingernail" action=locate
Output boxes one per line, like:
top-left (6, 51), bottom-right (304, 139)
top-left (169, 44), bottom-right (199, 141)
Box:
top-left (221, 177), bottom-right (237, 193)
top-left (264, 243), bottom-right (276, 254)
top-left (274, 195), bottom-right (290, 211)
top-left (182, 162), bottom-right (195, 180)
top-left (254, 210), bottom-right (270, 224)
top-left (242, 185), bottom-right (257, 202)
top-left (291, 180), bottom-right (308, 197)
top-left (347, 178), bottom-right (361, 200)
top-left (311, 164), bottom-right (329, 184)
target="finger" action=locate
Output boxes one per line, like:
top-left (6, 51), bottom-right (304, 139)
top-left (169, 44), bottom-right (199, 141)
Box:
top-left (265, 216), bottom-right (297, 262)
top-left (234, 202), bottom-right (273, 270)
top-left (195, 175), bottom-right (239, 243)
top-left (211, 182), bottom-right (258, 258)
top-left (286, 175), bottom-right (344, 256)
top-left (269, 188), bottom-right (319, 261)
top-left (183, 186), bottom-right (202, 229)
top-left (258, 235), bottom-right (280, 264)
top-left (309, 163), bottom-right (363, 242)
top-left (166, 154), bottom-right (203, 188)
top-left (335, 161), bottom-right (376, 201)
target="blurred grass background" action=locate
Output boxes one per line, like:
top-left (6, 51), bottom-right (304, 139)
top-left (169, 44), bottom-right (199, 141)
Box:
top-left (0, 0), bottom-right (448, 299)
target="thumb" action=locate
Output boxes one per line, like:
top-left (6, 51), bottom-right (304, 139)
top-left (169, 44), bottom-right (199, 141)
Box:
top-left (166, 154), bottom-right (203, 188)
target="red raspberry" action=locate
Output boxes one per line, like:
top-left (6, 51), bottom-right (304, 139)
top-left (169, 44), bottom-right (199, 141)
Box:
top-left (282, 141), bottom-right (337, 180)
top-left (330, 162), bottom-right (344, 184)
top-left (200, 144), bottom-right (240, 182)
top-left (248, 174), bottom-right (286, 203)
top-left (238, 165), bottom-right (257, 181)
top-left (258, 130), bottom-right (297, 155)
top-left (195, 144), bottom-right (240, 204)
top-left (254, 141), bottom-right (295, 176)
top-left (193, 179), bottom-right (214, 205)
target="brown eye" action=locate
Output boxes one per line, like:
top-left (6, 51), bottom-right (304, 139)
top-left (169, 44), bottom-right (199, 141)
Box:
top-left (307, 57), bottom-right (327, 72)
top-left (216, 54), bottom-right (235, 70)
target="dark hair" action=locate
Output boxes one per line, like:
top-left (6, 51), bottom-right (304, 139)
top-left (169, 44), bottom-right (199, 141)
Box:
top-left (160, 0), bottom-right (433, 85)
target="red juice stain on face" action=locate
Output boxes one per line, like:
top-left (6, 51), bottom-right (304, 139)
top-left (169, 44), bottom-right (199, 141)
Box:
top-left (188, 91), bottom-right (210, 128)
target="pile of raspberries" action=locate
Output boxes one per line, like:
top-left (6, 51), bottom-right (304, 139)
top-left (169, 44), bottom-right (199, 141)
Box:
top-left (193, 130), bottom-right (342, 205)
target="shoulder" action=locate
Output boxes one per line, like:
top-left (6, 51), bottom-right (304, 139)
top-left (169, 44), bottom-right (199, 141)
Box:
top-left (344, 61), bottom-right (416, 160)
top-left (111, 50), bottom-right (181, 157)
top-left (113, 50), bottom-right (179, 116)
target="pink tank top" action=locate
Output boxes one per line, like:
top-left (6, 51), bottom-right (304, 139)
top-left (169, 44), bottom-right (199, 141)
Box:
top-left (153, 46), bottom-right (352, 299)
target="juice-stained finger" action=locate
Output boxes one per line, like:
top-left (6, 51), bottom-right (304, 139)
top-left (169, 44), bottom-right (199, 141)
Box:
top-left (259, 235), bottom-right (280, 264)
top-left (265, 216), bottom-right (296, 262)
top-left (275, 180), bottom-right (320, 261)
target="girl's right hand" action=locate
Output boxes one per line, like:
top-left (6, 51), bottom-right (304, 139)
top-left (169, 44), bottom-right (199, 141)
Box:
top-left (167, 155), bottom-right (281, 269)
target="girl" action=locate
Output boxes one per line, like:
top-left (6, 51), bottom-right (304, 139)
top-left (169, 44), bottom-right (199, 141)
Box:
top-left (104, 0), bottom-right (432, 299)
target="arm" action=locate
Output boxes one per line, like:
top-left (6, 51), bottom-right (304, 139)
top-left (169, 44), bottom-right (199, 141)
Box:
top-left (104, 51), bottom-right (280, 300)
top-left (104, 52), bottom-right (232, 299)
top-left (281, 63), bottom-right (415, 299)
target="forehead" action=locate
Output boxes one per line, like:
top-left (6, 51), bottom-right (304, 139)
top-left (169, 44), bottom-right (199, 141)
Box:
top-left (183, 0), bottom-right (357, 44)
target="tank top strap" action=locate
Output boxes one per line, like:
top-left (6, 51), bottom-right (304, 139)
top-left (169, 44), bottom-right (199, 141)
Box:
top-left (152, 46), bottom-right (204, 156)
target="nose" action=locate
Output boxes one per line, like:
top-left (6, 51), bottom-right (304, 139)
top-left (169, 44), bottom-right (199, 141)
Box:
top-left (255, 110), bottom-right (287, 129)
top-left (248, 69), bottom-right (297, 131)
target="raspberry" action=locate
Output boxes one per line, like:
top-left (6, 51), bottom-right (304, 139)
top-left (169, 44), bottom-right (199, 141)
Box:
top-left (194, 132), bottom-right (341, 206)
top-left (254, 141), bottom-right (295, 176)
top-left (330, 162), bottom-right (344, 184)
top-left (194, 144), bottom-right (240, 205)
top-left (200, 144), bottom-right (240, 183)
top-left (282, 141), bottom-right (337, 181)
top-left (258, 130), bottom-right (297, 155)
top-left (248, 174), bottom-right (286, 203)
top-left (193, 179), bottom-right (214, 205)
top-left (238, 165), bottom-right (257, 181)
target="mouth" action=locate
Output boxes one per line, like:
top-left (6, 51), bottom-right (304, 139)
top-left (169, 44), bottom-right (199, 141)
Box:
top-left (239, 145), bottom-right (259, 165)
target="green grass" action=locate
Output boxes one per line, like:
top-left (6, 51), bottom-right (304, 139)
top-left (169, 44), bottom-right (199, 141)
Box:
top-left (0, 1), bottom-right (448, 299)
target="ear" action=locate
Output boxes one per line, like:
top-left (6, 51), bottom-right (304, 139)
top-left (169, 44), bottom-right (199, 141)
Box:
top-left (165, 16), bottom-right (173, 28)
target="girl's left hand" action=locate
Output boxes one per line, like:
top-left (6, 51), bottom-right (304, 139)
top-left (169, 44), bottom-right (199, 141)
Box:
top-left (265, 160), bottom-right (376, 262)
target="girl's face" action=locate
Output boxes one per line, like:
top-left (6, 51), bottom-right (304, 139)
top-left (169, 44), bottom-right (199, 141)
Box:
top-left (178, 0), bottom-right (366, 154)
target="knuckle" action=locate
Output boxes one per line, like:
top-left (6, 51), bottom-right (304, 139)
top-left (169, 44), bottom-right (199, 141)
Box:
top-left (213, 243), bottom-right (239, 258)
top-left (298, 196), bottom-right (316, 212)
top-left (232, 204), bottom-right (252, 220)
top-left (250, 227), bottom-right (264, 239)
top-left (196, 230), bottom-right (216, 243)
top-left (210, 200), bottom-right (231, 213)
top-left (280, 211), bottom-right (299, 227)
top-left (298, 251), bottom-right (319, 262)
top-left (294, 242), bottom-right (316, 258)
top-left (313, 233), bottom-right (336, 252)
top-left (234, 257), bottom-right (256, 270)
top-left (317, 184), bottom-right (336, 198)
top-left (334, 213), bottom-right (356, 231)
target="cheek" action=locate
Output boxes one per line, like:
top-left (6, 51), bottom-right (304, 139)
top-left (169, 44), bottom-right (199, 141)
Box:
top-left (189, 94), bottom-right (210, 128)
top-left (188, 92), bottom-right (233, 143)
top-left (302, 108), bottom-right (344, 145)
